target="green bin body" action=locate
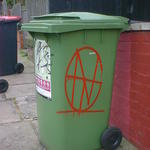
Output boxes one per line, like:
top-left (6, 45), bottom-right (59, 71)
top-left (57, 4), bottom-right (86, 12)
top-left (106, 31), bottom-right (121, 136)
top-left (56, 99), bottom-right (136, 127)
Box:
top-left (22, 12), bottom-right (128, 150)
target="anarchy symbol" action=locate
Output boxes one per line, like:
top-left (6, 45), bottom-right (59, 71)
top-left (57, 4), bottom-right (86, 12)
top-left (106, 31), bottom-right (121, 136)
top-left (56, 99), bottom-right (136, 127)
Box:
top-left (57, 46), bottom-right (104, 115)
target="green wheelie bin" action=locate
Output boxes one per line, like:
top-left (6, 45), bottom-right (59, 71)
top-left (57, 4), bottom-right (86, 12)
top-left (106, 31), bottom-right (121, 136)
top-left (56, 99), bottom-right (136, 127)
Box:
top-left (22, 12), bottom-right (128, 150)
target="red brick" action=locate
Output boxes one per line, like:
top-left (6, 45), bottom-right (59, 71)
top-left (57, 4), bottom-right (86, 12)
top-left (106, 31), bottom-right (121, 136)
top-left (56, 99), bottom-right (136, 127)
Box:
top-left (112, 31), bottom-right (150, 150)
top-left (110, 92), bottom-right (129, 136)
top-left (116, 51), bottom-right (131, 63)
top-left (129, 123), bottom-right (140, 133)
top-left (131, 42), bottom-right (150, 54)
top-left (129, 108), bottom-right (141, 117)
top-left (114, 66), bottom-right (130, 75)
top-left (130, 113), bottom-right (141, 125)
top-left (117, 41), bottom-right (131, 52)
top-left (128, 129), bottom-right (138, 140)
top-left (114, 70), bottom-right (130, 80)
top-left (117, 49), bottom-right (131, 57)
top-left (131, 71), bottom-right (150, 85)
top-left (130, 100), bottom-right (140, 109)
top-left (145, 32), bottom-right (150, 42)
top-left (130, 87), bottom-right (150, 98)
top-left (138, 112), bottom-right (149, 122)
top-left (145, 108), bottom-right (150, 117)
top-left (138, 115), bottom-right (150, 128)
top-left (115, 78), bottom-right (130, 88)
top-left (129, 91), bottom-right (140, 102)
top-left (131, 32), bottom-right (147, 42)
top-left (140, 135), bottom-right (150, 149)
top-left (131, 53), bottom-right (150, 64)
top-left (115, 62), bottom-right (130, 72)
top-left (113, 85), bottom-right (130, 97)
top-left (142, 147), bottom-right (150, 150)
top-left (131, 92), bottom-right (150, 107)
top-left (119, 32), bottom-right (132, 42)
top-left (130, 81), bottom-right (150, 98)
top-left (131, 62), bottom-right (150, 75)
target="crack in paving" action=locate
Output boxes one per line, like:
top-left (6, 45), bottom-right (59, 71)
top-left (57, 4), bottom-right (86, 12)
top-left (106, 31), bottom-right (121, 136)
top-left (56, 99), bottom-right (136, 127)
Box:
top-left (12, 98), bottom-right (24, 121)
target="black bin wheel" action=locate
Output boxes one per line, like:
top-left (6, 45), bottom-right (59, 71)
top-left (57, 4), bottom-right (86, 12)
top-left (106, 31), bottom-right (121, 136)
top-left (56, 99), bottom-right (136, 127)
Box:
top-left (0, 79), bottom-right (9, 93)
top-left (101, 127), bottom-right (122, 150)
top-left (15, 63), bottom-right (24, 73)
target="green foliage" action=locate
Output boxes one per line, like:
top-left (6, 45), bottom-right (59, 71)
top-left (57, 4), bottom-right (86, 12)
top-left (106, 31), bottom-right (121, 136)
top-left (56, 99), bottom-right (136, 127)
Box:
top-left (6, 0), bottom-right (25, 7)
top-left (6, 0), bottom-right (13, 8)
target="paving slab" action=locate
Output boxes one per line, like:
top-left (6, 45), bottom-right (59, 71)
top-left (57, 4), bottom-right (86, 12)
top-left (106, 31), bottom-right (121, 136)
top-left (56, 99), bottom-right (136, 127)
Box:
top-left (23, 65), bottom-right (35, 74)
top-left (31, 120), bottom-right (47, 150)
top-left (32, 120), bottom-right (39, 136)
top-left (118, 138), bottom-right (138, 150)
top-left (0, 74), bottom-right (35, 86)
top-left (0, 101), bottom-right (20, 124)
top-left (0, 93), bottom-right (6, 102)
top-left (16, 95), bottom-right (37, 120)
top-left (0, 121), bottom-right (42, 150)
top-left (23, 61), bottom-right (34, 74)
top-left (5, 84), bottom-right (36, 99)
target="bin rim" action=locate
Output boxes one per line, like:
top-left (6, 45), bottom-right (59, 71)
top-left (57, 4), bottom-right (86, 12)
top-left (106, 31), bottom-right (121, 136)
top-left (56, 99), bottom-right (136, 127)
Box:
top-left (0, 16), bottom-right (21, 22)
top-left (22, 12), bottom-right (129, 33)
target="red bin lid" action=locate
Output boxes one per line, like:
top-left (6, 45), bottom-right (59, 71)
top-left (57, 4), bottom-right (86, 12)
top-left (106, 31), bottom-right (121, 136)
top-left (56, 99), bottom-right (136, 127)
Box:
top-left (0, 16), bottom-right (21, 22)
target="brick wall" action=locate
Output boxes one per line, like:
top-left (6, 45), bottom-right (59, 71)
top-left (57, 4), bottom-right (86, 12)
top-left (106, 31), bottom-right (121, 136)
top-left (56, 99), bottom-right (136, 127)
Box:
top-left (110, 31), bottom-right (150, 150)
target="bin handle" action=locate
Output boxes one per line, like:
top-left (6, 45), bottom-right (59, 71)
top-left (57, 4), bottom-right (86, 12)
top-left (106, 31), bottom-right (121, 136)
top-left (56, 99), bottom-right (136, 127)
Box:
top-left (33, 15), bottom-right (80, 21)
top-left (17, 22), bottom-right (22, 31)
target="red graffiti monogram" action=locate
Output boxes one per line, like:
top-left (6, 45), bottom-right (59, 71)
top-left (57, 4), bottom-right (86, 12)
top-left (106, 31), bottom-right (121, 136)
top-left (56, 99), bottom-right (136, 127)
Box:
top-left (57, 46), bottom-right (104, 115)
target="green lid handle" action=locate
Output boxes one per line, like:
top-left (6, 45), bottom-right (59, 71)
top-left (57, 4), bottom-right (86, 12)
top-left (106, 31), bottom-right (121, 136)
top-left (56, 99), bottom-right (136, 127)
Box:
top-left (33, 15), bottom-right (80, 20)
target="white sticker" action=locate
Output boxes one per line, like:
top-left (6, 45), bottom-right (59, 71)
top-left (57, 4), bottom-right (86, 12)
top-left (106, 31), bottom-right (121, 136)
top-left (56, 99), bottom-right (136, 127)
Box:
top-left (34, 40), bottom-right (51, 99)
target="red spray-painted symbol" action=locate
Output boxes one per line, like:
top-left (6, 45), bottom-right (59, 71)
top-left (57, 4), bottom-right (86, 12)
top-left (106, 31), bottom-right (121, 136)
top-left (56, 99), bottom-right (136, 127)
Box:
top-left (57, 46), bottom-right (104, 115)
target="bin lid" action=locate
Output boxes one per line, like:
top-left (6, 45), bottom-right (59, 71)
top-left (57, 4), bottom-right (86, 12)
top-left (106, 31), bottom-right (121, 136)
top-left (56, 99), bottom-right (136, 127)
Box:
top-left (22, 12), bottom-right (129, 33)
top-left (0, 16), bottom-right (21, 22)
